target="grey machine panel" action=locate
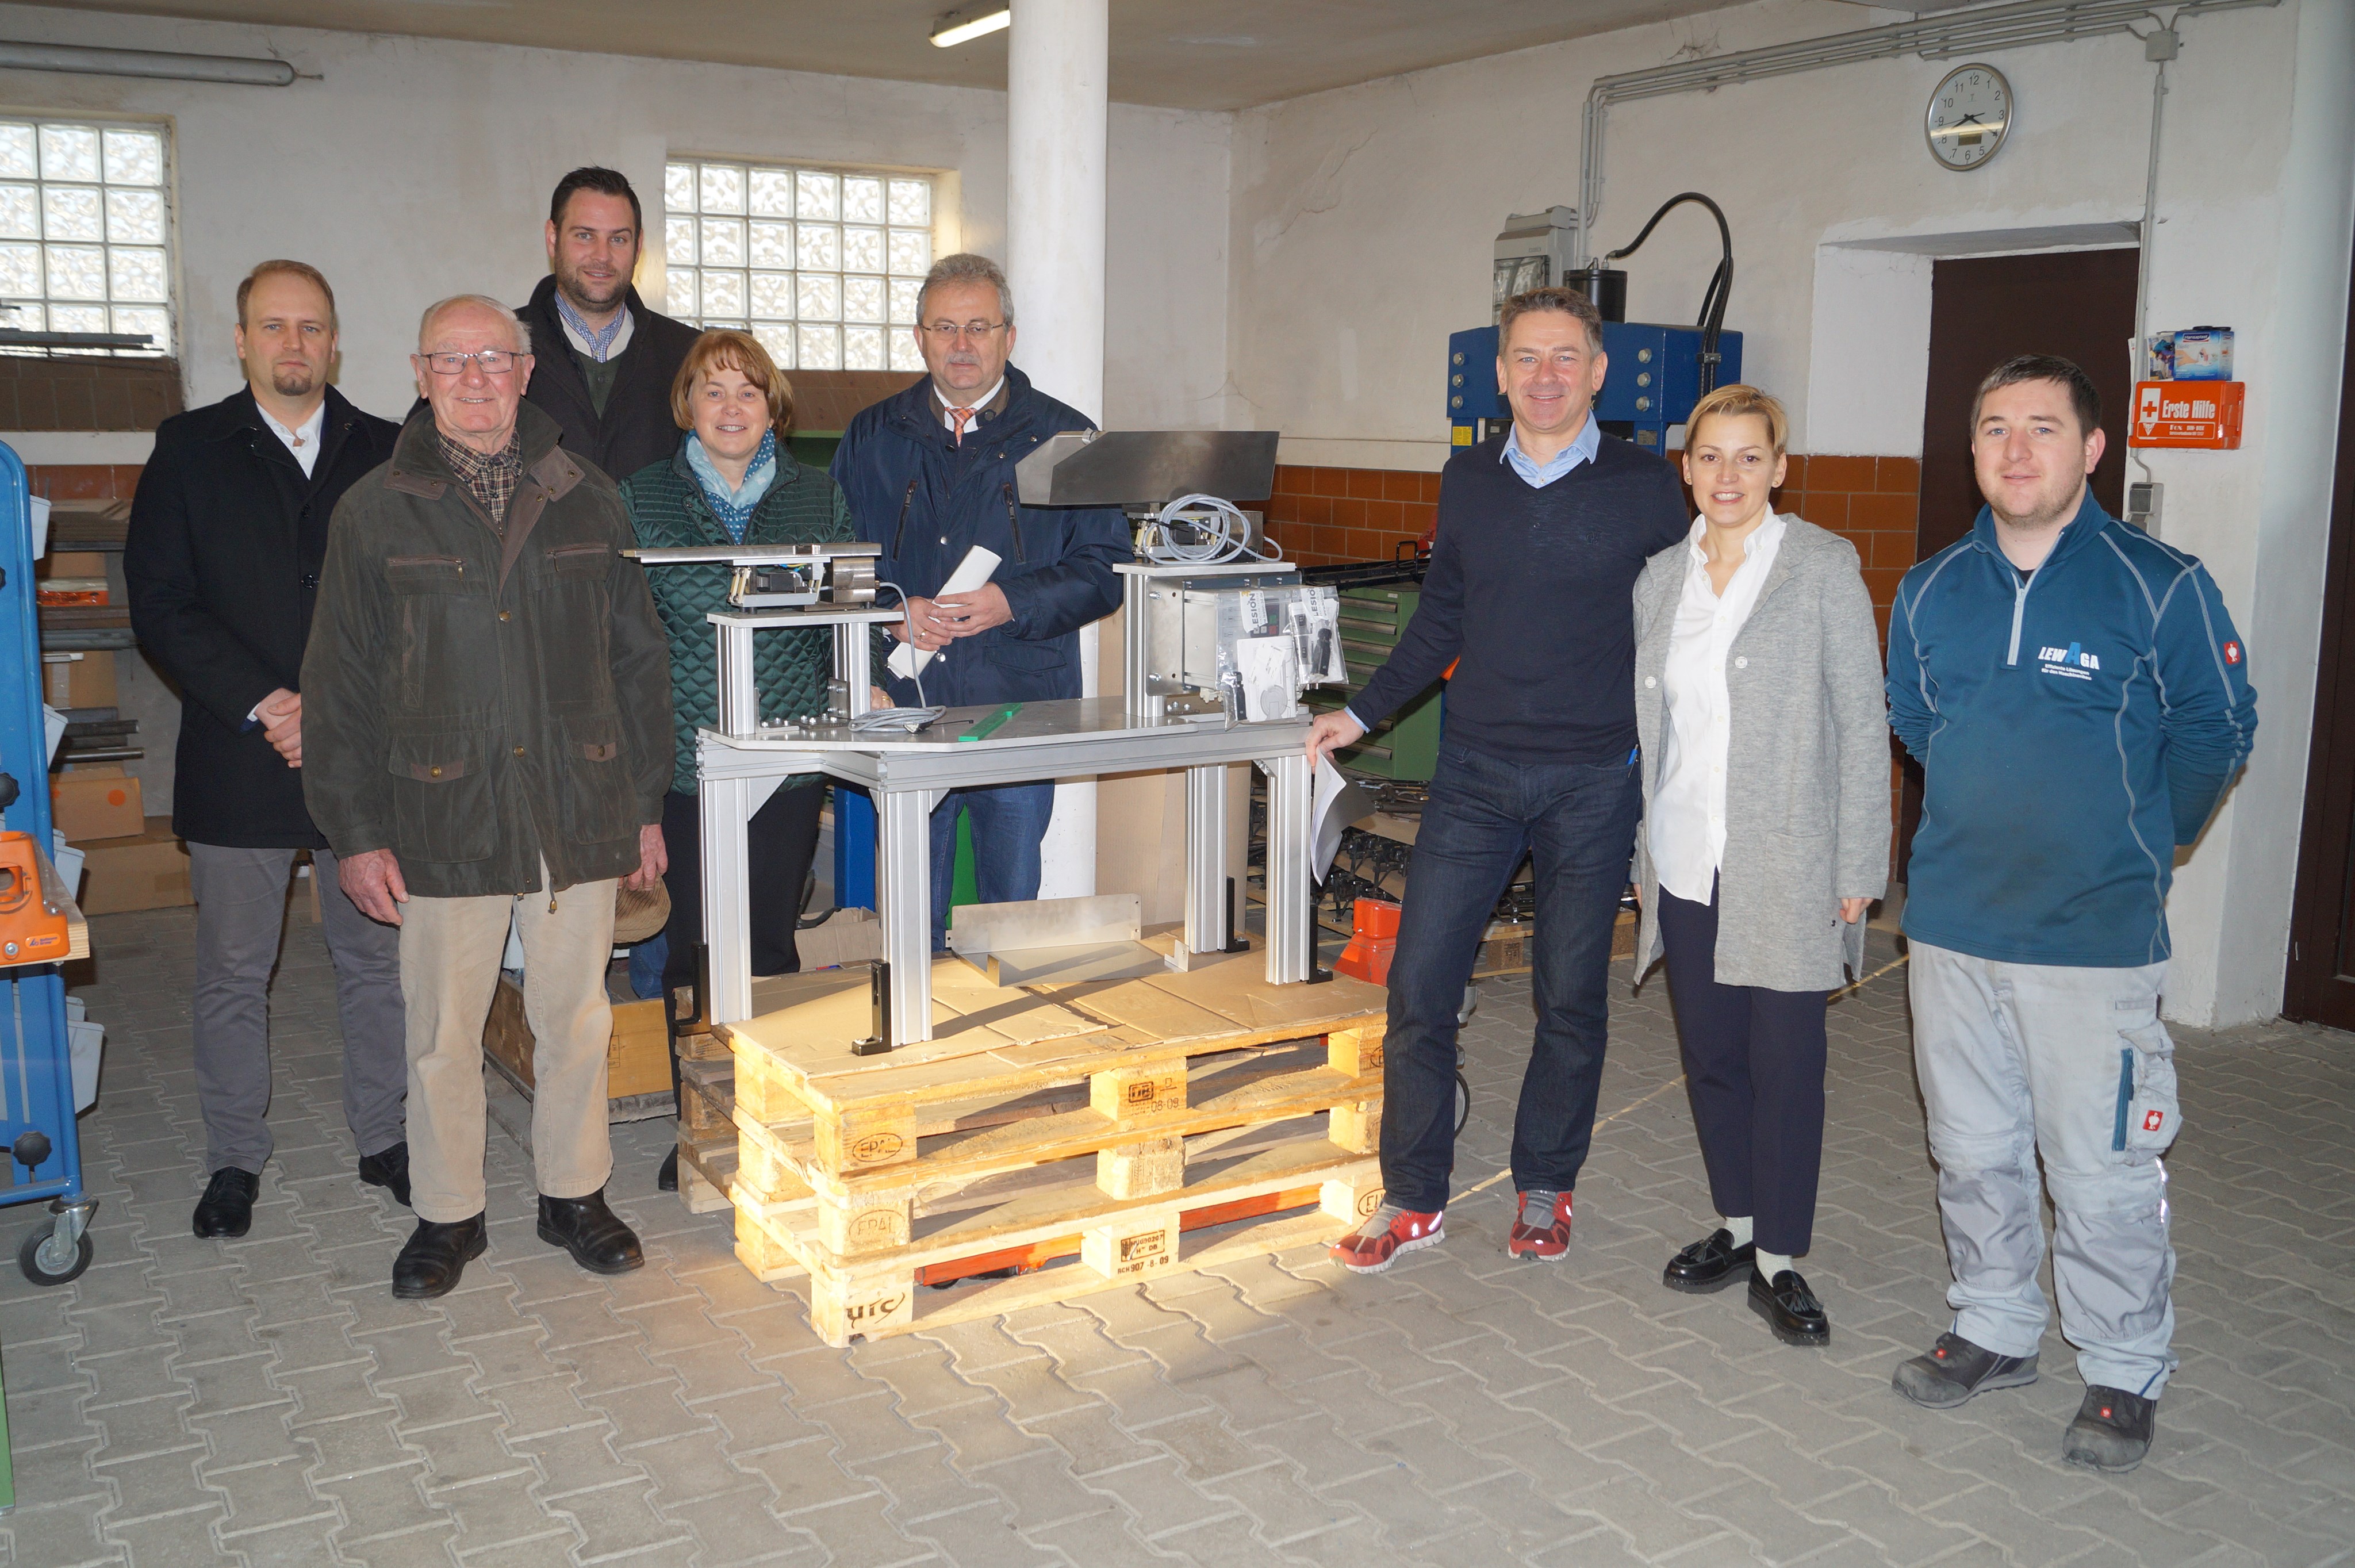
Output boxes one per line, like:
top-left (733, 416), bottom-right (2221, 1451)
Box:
top-left (1015, 430), bottom-right (1280, 507)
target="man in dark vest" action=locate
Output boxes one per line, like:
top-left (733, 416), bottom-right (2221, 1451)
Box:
top-left (519, 166), bottom-right (700, 482)
top-left (1304, 285), bottom-right (1687, 1275)
top-left (125, 260), bottom-right (409, 1241)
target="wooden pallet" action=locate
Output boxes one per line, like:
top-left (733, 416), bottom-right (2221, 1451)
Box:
top-left (676, 1052), bottom-right (738, 1215)
top-left (719, 946), bottom-right (1389, 1342)
top-left (734, 1117), bottom-right (1381, 1344)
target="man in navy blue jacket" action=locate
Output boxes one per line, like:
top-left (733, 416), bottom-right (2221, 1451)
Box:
top-left (831, 254), bottom-right (1127, 944)
top-left (1886, 355), bottom-right (2256, 1474)
top-left (1302, 286), bottom-right (1687, 1274)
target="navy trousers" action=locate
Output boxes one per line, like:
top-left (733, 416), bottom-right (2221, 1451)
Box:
top-left (1380, 741), bottom-right (1642, 1213)
top-left (929, 780), bottom-right (1056, 949)
top-left (1655, 879), bottom-right (1829, 1256)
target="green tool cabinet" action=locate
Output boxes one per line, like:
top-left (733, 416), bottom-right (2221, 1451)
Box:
top-left (1305, 585), bottom-right (1443, 780)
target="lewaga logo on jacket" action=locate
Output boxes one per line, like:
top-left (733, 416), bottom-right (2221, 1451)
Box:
top-left (2037, 642), bottom-right (2101, 679)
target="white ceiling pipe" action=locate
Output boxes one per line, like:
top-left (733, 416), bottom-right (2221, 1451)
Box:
top-left (0, 41), bottom-right (297, 87)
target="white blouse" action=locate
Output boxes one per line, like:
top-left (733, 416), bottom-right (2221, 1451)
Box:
top-left (1650, 512), bottom-right (1787, 905)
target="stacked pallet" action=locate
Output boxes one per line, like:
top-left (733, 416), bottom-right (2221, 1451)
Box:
top-left (721, 952), bottom-right (1388, 1345)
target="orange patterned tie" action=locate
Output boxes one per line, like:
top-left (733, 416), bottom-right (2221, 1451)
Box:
top-left (948, 407), bottom-right (977, 446)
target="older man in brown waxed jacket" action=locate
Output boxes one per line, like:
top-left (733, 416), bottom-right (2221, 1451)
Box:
top-left (302, 293), bottom-right (673, 1301)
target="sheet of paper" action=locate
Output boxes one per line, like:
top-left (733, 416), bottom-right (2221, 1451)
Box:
top-left (1311, 757), bottom-right (1376, 882)
top-left (887, 545), bottom-right (1003, 680)
top-left (1234, 635), bottom-right (1298, 722)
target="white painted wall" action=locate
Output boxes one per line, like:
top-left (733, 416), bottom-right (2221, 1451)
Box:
top-left (1225, 0), bottom-right (2352, 1025)
top-left (0, 3), bottom-right (1228, 429)
top-left (0, 1), bottom-right (1230, 820)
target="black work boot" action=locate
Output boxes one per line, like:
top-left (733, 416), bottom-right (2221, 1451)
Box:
top-left (657, 1146), bottom-right (680, 1193)
top-left (1892, 1331), bottom-right (2039, 1409)
top-left (2063, 1386), bottom-right (2157, 1472)
top-left (358, 1142), bottom-right (412, 1208)
top-left (392, 1214), bottom-right (488, 1300)
top-left (192, 1167), bottom-right (259, 1239)
top-left (538, 1188), bottom-right (645, 1275)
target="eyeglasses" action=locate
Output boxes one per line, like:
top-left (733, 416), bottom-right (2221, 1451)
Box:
top-left (419, 349), bottom-right (525, 376)
top-left (919, 321), bottom-right (1007, 342)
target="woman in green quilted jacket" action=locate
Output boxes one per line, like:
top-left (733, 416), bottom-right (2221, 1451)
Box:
top-left (622, 331), bottom-right (854, 1185)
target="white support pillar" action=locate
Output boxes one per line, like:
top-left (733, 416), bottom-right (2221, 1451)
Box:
top-left (1007, 0), bottom-right (1109, 900)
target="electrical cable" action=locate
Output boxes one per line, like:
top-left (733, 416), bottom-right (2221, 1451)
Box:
top-left (851, 578), bottom-right (948, 735)
top-left (1602, 191), bottom-right (1735, 398)
top-left (1140, 493), bottom-right (1282, 566)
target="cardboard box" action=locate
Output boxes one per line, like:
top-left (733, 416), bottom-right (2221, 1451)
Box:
top-left (41, 651), bottom-right (117, 710)
top-left (37, 551), bottom-right (107, 580)
top-left (483, 976), bottom-right (673, 1105)
top-left (53, 766), bottom-right (144, 842)
top-left (72, 817), bottom-right (192, 915)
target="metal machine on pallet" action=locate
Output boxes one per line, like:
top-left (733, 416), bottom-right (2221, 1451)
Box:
top-left (630, 430), bottom-right (1340, 1055)
top-left (0, 442), bottom-right (97, 1287)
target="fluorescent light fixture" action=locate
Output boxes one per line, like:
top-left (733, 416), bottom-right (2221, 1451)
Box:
top-left (0, 40), bottom-right (296, 86)
top-left (931, 6), bottom-right (1011, 47)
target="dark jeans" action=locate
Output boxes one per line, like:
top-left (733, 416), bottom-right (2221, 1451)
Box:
top-left (659, 782), bottom-right (828, 992)
top-left (929, 780), bottom-right (1056, 949)
top-left (1380, 741), bottom-right (1642, 1212)
top-left (1656, 879), bottom-right (1828, 1256)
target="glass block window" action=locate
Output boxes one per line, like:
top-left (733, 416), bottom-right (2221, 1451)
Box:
top-left (0, 118), bottom-right (172, 356)
top-left (664, 158), bottom-right (932, 374)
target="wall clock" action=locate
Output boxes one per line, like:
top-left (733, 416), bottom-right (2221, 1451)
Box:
top-left (1926, 63), bottom-right (2012, 171)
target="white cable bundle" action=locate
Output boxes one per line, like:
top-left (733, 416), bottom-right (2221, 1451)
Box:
top-left (1142, 493), bottom-right (1282, 566)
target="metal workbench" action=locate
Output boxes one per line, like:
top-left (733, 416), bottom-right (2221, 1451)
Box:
top-left (695, 679), bottom-right (1313, 1046)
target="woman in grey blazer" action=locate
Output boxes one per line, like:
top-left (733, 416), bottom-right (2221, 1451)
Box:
top-left (1631, 385), bottom-right (1890, 1348)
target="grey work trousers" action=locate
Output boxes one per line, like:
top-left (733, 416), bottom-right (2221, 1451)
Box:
top-left (189, 843), bottom-right (407, 1175)
top-left (1909, 941), bottom-right (2181, 1397)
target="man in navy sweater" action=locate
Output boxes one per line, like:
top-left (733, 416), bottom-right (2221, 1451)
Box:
top-left (1886, 356), bottom-right (2256, 1473)
top-left (1305, 286), bottom-right (1686, 1272)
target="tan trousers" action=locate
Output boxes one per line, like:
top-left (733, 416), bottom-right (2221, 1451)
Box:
top-left (398, 874), bottom-right (616, 1222)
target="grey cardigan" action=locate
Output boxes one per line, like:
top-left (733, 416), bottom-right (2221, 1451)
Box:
top-left (1632, 515), bottom-right (1892, 992)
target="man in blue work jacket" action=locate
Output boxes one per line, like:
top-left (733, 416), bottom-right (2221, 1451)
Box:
top-left (831, 253), bottom-right (1127, 945)
top-left (1886, 355), bottom-right (2256, 1474)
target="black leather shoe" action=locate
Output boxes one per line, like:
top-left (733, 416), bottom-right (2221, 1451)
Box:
top-left (192, 1167), bottom-right (259, 1239)
top-left (538, 1189), bottom-right (645, 1275)
top-left (1663, 1229), bottom-right (1756, 1293)
top-left (657, 1147), bottom-right (679, 1193)
top-left (1749, 1266), bottom-right (1831, 1346)
top-left (2063, 1385), bottom-right (2157, 1473)
top-left (358, 1143), bottom-right (412, 1208)
top-left (391, 1214), bottom-right (487, 1300)
top-left (1893, 1331), bottom-right (2039, 1409)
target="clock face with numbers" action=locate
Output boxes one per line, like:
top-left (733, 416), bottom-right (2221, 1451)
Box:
top-left (1926, 63), bottom-right (2012, 170)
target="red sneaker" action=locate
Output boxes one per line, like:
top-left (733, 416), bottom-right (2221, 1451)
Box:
top-left (1330, 1203), bottom-right (1444, 1274)
top-left (1507, 1189), bottom-right (1572, 1261)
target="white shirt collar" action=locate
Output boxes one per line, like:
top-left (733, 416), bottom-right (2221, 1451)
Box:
top-left (937, 375), bottom-right (1004, 423)
top-left (257, 398), bottom-right (327, 476)
top-left (1685, 510), bottom-right (1787, 565)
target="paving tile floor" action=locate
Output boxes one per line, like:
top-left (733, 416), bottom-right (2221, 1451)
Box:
top-left (1, 903), bottom-right (2350, 1566)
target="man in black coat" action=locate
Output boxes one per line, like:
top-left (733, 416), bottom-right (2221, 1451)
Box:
top-left (519, 166), bottom-right (700, 482)
top-left (125, 261), bottom-right (409, 1241)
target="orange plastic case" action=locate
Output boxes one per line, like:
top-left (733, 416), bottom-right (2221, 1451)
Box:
top-left (2129, 380), bottom-right (2244, 450)
top-left (0, 831), bottom-right (70, 965)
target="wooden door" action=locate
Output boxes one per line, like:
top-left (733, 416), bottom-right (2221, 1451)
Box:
top-left (2283, 233), bottom-right (2355, 1028)
top-left (1898, 247), bottom-right (2140, 878)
